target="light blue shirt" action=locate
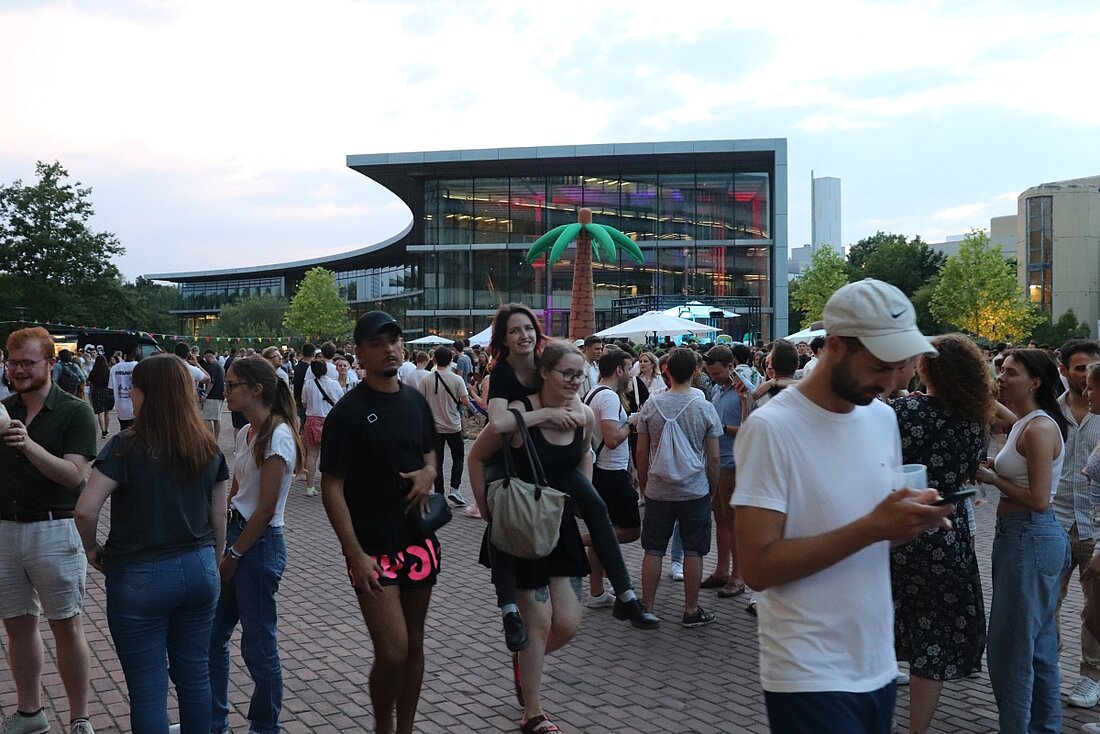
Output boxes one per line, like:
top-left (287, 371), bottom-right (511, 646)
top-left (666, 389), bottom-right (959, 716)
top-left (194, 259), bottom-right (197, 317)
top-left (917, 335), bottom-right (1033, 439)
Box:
top-left (711, 375), bottom-right (752, 469)
top-left (1054, 393), bottom-right (1100, 539)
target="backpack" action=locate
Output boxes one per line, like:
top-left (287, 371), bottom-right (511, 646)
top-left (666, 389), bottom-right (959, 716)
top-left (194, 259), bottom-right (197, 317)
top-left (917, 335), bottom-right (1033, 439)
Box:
top-left (649, 394), bottom-right (704, 484)
top-left (56, 362), bottom-right (84, 396)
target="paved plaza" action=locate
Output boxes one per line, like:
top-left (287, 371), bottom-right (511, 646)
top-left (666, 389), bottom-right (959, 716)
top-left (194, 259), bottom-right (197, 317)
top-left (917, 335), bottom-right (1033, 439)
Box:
top-left (2, 419), bottom-right (1099, 733)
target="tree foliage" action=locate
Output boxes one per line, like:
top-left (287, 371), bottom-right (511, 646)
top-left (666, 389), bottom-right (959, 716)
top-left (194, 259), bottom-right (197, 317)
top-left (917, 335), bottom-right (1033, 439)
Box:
top-left (283, 268), bottom-right (353, 340)
top-left (790, 245), bottom-right (849, 322)
top-left (202, 293), bottom-right (288, 338)
top-left (846, 231), bottom-right (945, 297)
top-left (930, 230), bottom-right (1042, 343)
top-left (122, 277), bottom-right (180, 334)
top-left (1028, 308), bottom-right (1091, 348)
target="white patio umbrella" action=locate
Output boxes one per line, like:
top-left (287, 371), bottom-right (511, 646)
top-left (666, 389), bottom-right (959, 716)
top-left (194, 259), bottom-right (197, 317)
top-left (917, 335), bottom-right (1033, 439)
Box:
top-left (662, 300), bottom-right (739, 319)
top-left (783, 327), bottom-right (826, 343)
top-left (595, 311), bottom-right (720, 341)
top-left (406, 334), bottom-right (455, 345)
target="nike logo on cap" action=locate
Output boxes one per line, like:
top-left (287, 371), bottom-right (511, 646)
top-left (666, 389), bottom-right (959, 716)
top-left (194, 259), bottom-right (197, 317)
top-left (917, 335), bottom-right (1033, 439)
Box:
top-left (890, 309), bottom-right (906, 318)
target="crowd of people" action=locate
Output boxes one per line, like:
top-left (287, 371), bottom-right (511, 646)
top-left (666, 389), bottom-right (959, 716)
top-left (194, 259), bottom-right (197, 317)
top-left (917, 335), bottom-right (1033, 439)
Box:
top-left (6, 278), bottom-right (1100, 733)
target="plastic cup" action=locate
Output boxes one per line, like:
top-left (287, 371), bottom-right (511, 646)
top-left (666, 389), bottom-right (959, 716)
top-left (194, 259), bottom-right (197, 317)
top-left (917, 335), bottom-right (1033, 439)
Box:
top-left (893, 463), bottom-right (928, 490)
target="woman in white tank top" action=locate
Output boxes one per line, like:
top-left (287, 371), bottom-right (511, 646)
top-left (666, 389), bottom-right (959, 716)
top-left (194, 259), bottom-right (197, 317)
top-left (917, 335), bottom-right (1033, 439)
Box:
top-left (974, 348), bottom-right (1071, 734)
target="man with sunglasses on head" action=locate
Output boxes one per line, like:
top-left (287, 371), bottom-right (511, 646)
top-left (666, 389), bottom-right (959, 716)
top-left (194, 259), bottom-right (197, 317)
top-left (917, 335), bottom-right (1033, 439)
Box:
top-left (0, 328), bottom-right (98, 734)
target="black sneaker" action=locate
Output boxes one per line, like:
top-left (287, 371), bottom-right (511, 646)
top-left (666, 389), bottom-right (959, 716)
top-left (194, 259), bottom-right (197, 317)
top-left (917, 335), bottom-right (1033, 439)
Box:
top-left (503, 611), bottom-right (529, 652)
top-left (612, 597), bottom-right (660, 629)
top-left (682, 606), bottom-right (717, 628)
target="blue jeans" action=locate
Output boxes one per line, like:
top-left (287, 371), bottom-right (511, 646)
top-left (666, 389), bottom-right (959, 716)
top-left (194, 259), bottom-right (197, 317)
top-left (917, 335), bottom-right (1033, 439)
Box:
top-left (764, 683), bottom-right (896, 734)
top-left (106, 547), bottom-right (219, 734)
top-left (209, 521), bottom-right (287, 734)
top-left (987, 510), bottom-right (1070, 734)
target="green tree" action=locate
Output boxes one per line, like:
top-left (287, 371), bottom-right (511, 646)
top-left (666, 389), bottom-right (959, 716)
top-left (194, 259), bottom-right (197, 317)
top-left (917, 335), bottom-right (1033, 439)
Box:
top-left (202, 294), bottom-right (289, 339)
top-left (1028, 308), bottom-right (1091, 348)
top-left (846, 231), bottom-right (945, 296)
top-left (791, 245), bottom-right (849, 322)
top-left (910, 277), bottom-right (948, 336)
top-left (123, 277), bottom-right (180, 334)
top-left (283, 268), bottom-right (353, 340)
top-left (930, 230), bottom-right (1042, 342)
top-left (0, 161), bottom-right (134, 326)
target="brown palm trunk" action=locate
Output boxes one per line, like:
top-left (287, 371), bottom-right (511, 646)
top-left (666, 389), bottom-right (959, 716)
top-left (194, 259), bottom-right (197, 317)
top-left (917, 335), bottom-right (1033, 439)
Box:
top-left (569, 209), bottom-right (596, 339)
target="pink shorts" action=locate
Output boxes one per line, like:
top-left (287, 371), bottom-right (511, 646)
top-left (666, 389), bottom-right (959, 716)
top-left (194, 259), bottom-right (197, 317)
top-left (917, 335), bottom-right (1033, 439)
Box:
top-left (347, 537), bottom-right (441, 591)
top-left (303, 415), bottom-right (325, 446)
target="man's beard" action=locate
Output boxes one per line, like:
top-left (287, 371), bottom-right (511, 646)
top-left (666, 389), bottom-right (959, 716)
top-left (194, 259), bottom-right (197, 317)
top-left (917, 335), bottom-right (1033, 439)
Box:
top-left (383, 367), bottom-right (398, 378)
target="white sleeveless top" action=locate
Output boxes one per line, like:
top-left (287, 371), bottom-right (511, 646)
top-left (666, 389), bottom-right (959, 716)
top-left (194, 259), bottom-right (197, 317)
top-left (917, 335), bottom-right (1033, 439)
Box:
top-left (994, 409), bottom-right (1064, 503)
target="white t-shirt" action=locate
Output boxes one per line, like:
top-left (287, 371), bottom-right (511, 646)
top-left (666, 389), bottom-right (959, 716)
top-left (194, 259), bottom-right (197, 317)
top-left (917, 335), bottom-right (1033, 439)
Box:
top-left (305, 360), bottom-right (338, 382)
top-left (397, 361), bottom-right (417, 385)
top-left (303, 375), bottom-right (342, 418)
top-left (231, 422), bottom-right (298, 527)
top-left (419, 368), bottom-right (469, 434)
top-left (185, 363), bottom-right (208, 386)
top-left (585, 385), bottom-right (630, 471)
top-left (108, 360), bottom-right (139, 420)
top-left (733, 386), bottom-right (901, 694)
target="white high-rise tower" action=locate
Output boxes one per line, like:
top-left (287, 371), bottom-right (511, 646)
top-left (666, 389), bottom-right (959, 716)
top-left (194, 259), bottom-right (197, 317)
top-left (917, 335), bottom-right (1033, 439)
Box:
top-left (811, 173), bottom-right (842, 249)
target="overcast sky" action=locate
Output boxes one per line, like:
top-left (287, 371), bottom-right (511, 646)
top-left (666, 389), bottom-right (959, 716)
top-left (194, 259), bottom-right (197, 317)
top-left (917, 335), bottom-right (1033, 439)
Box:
top-left (1, 0), bottom-right (1096, 281)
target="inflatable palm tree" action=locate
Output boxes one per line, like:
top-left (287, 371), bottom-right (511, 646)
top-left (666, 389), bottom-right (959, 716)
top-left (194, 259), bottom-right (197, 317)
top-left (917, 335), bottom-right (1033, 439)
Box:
top-left (525, 207), bottom-right (644, 339)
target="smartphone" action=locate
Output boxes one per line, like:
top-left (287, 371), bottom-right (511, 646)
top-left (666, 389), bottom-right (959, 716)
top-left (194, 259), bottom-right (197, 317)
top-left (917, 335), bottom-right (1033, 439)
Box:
top-left (934, 487), bottom-right (979, 505)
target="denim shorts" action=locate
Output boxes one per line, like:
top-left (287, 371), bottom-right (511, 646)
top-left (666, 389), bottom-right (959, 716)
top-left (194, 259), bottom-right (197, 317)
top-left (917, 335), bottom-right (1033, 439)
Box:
top-left (641, 495), bottom-right (712, 557)
top-left (0, 519), bottom-right (86, 619)
top-left (764, 683), bottom-right (896, 734)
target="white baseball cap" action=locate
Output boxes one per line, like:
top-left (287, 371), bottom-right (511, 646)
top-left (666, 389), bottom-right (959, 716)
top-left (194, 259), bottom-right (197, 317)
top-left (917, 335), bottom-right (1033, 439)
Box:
top-left (823, 279), bottom-right (937, 363)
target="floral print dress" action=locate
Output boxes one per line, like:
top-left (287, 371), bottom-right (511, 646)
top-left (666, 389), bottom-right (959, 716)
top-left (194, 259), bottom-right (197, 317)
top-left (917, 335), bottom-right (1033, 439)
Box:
top-left (891, 395), bottom-right (987, 680)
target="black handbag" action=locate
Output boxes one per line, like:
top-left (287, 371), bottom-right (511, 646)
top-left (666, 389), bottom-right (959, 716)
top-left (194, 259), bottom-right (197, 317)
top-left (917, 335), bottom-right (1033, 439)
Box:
top-left (414, 491), bottom-right (453, 536)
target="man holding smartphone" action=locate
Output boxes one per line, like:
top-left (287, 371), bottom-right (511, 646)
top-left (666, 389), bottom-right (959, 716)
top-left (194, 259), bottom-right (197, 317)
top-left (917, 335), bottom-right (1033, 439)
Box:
top-left (734, 279), bottom-right (955, 734)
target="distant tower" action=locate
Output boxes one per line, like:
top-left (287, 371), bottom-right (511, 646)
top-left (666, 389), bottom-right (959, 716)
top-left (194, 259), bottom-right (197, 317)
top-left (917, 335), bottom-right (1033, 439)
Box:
top-left (811, 173), bottom-right (842, 250)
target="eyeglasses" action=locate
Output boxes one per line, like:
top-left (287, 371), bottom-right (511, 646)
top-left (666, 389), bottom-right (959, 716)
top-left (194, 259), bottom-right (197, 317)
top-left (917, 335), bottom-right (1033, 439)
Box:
top-left (5, 358), bottom-right (48, 371)
top-left (551, 369), bottom-right (585, 382)
top-left (224, 381), bottom-right (249, 391)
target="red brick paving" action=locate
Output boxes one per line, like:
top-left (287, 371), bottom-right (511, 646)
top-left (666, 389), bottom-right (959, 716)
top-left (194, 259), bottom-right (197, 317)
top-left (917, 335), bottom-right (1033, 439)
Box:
top-left (1, 417), bottom-right (1097, 733)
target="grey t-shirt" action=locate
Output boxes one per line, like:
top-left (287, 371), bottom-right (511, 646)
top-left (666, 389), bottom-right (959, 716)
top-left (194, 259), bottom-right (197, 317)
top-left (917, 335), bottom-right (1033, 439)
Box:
top-left (637, 389), bottom-right (722, 501)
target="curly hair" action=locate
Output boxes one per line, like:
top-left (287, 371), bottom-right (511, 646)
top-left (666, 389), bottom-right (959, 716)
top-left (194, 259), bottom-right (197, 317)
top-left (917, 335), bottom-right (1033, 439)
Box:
top-left (916, 333), bottom-right (994, 426)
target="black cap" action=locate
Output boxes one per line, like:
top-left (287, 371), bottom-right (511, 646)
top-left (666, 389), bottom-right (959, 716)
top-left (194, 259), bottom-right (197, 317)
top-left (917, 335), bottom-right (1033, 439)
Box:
top-left (354, 311), bottom-right (401, 344)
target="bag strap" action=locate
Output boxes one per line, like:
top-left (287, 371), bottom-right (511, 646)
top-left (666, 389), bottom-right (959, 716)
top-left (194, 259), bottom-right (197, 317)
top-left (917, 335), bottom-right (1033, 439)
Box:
top-left (435, 372), bottom-right (462, 409)
top-left (583, 385), bottom-right (614, 459)
top-left (315, 379), bottom-right (336, 407)
top-left (509, 407), bottom-right (550, 489)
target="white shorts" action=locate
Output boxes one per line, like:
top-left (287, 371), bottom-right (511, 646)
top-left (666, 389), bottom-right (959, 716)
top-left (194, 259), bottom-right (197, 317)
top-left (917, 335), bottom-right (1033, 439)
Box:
top-left (201, 399), bottom-right (224, 421)
top-left (0, 519), bottom-right (87, 620)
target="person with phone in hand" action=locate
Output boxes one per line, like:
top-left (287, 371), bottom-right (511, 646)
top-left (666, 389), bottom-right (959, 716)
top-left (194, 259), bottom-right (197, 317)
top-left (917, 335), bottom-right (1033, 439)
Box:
top-left (734, 280), bottom-right (954, 734)
top-left (889, 334), bottom-right (993, 734)
top-left (319, 312), bottom-right (438, 734)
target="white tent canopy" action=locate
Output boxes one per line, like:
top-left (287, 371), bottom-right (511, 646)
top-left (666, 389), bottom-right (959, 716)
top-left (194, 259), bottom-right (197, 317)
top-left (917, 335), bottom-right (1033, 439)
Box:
top-left (406, 334), bottom-right (455, 345)
top-left (595, 311), bottom-right (720, 341)
top-left (662, 300), bottom-right (738, 319)
top-left (783, 327), bottom-right (826, 344)
top-left (468, 324), bottom-right (494, 347)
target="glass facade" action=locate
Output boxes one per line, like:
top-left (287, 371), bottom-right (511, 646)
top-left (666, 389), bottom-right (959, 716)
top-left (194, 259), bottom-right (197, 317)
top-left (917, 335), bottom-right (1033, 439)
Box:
top-left (412, 169), bottom-right (772, 337)
top-left (1026, 196), bottom-right (1053, 313)
top-left (178, 276), bottom-right (285, 312)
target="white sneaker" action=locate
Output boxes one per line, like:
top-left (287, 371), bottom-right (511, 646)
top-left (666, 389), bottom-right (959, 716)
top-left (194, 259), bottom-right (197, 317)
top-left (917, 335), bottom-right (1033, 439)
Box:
top-left (669, 562), bottom-right (684, 582)
top-left (1069, 676), bottom-right (1100, 708)
top-left (304, 486), bottom-right (318, 497)
top-left (71, 721), bottom-right (94, 734)
top-left (447, 490), bottom-right (466, 507)
top-left (0, 710), bottom-right (50, 734)
top-left (585, 590), bottom-right (615, 608)
top-left (1082, 723), bottom-right (1100, 734)
top-left (168, 727), bottom-right (181, 734)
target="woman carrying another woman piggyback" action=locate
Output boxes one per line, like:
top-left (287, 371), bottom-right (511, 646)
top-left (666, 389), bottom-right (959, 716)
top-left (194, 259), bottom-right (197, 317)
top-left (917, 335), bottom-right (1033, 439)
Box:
top-left (975, 348), bottom-right (1071, 734)
top-left (76, 354), bottom-right (228, 734)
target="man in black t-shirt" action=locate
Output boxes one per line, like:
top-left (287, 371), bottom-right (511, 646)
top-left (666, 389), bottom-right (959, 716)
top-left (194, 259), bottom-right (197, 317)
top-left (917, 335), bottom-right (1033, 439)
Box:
top-left (319, 312), bottom-right (438, 734)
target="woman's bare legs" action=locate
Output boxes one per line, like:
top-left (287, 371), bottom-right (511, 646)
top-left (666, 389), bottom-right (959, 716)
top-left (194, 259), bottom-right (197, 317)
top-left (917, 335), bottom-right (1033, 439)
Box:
top-left (907, 675), bottom-right (943, 734)
top-left (515, 577), bottom-right (583, 723)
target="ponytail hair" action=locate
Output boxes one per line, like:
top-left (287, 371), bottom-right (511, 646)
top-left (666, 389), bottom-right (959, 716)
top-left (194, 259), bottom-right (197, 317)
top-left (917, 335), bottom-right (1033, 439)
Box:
top-left (227, 356), bottom-right (305, 474)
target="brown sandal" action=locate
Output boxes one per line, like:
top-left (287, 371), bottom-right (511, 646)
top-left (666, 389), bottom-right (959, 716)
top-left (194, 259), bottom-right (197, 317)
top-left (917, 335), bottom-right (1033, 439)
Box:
top-left (520, 714), bottom-right (561, 733)
top-left (699, 574), bottom-right (729, 589)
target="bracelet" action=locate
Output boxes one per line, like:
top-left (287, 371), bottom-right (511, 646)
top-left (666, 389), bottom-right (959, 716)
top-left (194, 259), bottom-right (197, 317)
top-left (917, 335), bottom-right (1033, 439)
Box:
top-left (227, 546), bottom-right (243, 560)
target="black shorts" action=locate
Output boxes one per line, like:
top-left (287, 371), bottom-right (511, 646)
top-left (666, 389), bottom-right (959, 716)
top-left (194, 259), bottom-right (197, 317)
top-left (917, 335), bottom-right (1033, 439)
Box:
top-left (591, 466), bottom-right (641, 530)
top-left (641, 495), bottom-right (712, 556)
top-left (347, 536), bottom-right (441, 592)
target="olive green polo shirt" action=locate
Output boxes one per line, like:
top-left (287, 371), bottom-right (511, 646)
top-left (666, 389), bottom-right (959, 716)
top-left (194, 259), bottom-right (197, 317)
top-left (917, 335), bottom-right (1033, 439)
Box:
top-left (0, 383), bottom-right (98, 514)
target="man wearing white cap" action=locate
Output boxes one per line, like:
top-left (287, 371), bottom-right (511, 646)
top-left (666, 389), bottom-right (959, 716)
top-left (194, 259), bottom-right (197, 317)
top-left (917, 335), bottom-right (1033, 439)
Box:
top-left (733, 279), bottom-right (955, 734)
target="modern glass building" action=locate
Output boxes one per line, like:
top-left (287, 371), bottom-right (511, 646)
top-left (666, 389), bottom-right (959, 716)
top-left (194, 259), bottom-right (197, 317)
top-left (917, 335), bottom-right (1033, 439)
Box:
top-left (148, 139), bottom-right (788, 340)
